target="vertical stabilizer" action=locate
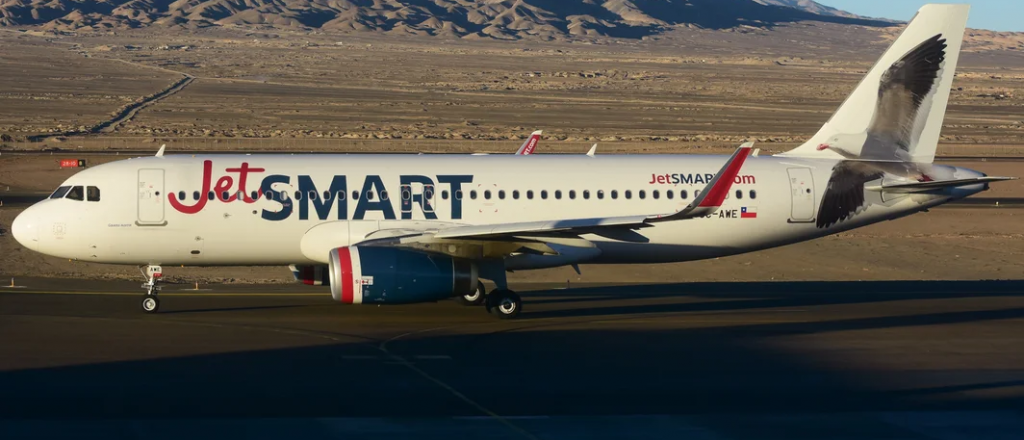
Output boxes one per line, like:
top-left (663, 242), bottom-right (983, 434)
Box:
top-left (779, 4), bottom-right (968, 163)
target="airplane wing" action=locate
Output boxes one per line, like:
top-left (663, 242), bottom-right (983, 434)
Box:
top-left (515, 130), bottom-right (542, 155)
top-left (362, 143), bottom-right (752, 246)
top-left (866, 176), bottom-right (1016, 193)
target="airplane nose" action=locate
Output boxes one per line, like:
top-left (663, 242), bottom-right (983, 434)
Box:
top-left (12, 208), bottom-right (39, 251)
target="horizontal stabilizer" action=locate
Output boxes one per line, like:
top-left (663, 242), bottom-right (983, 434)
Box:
top-left (866, 176), bottom-right (1016, 193)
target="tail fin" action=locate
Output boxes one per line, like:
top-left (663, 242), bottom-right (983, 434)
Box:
top-left (516, 130), bottom-right (542, 155)
top-left (780, 4), bottom-right (968, 164)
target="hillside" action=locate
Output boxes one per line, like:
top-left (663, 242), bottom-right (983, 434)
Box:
top-left (0, 0), bottom-right (891, 39)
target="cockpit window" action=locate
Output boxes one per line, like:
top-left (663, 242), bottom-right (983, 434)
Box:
top-left (49, 186), bottom-right (72, 199)
top-left (87, 186), bottom-right (101, 202)
top-left (65, 186), bottom-right (84, 201)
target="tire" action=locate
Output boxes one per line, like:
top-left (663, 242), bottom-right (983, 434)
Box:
top-left (486, 290), bottom-right (521, 319)
top-left (456, 283), bottom-right (486, 306)
top-left (141, 295), bottom-right (160, 313)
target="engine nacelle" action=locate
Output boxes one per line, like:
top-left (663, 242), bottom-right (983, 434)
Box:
top-left (328, 246), bottom-right (478, 304)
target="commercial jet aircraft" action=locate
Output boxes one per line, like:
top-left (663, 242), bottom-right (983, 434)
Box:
top-left (11, 4), bottom-right (1012, 318)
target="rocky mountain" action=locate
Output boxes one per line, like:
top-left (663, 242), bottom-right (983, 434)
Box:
top-left (753, 0), bottom-right (863, 19)
top-left (0, 0), bottom-right (891, 39)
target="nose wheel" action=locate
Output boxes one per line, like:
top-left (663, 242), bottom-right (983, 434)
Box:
top-left (485, 289), bottom-right (522, 319)
top-left (141, 295), bottom-right (160, 313)
top-left (139, 265), bottom-right (163, 314)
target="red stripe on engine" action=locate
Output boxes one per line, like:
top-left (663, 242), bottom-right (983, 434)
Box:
top-left (338, 248), bottom-right (354, 303)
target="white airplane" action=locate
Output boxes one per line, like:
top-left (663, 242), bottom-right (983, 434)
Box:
top-left (10, 5), bottom-right (1012, 319)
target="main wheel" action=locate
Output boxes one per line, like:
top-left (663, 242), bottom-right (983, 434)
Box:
top-left (456, 283), bottom-right (487, 306)
top-left (141, 295), bottom-right (160, 313)
top-left (485, 290), bottom-right (521, 319)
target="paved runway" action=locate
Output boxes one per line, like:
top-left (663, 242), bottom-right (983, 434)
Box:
top-left (2, 279), bottom-right (1024, 439)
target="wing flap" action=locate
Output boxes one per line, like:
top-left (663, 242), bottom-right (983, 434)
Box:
top-left (866, 176), bottom-right (1015, 193)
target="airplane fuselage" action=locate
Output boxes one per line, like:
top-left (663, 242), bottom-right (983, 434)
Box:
top-left (13, 154), bottom-right (986, 269)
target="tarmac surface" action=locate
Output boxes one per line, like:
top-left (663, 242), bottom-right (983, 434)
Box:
top-left (2, 278), bottom-right (1024, 439)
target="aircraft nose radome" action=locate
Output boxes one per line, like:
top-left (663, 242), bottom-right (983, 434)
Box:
top-left (11, 209), bottom-right (39, 251)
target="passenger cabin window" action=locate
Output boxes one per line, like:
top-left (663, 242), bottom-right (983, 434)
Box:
top-left (611, 190), bottom-right (618, 200)
top-left (652, 190), bottom-right (659, 200)
top-left (527, 190), bottom-right (534, 200)
top-left (86, 186), bottom-right (100, 202)
top-left (541, 190), bottom-right (548, 200)
top-left (193, 191), bottom-right (200, 201)
top-left (513, 190), bottom-right (520, 200)
top-left (442, 190), bottom-right (450, 200)
top-left (680, 190), bottom-right (688, 199)
top-left (66, 186), bottom-right (84, 201)
top-left (499, 190), bottom-right (506, 200)
top-left (49, 186), bottom-right (72, 199)
top-left (597, 190), bottom-right (605, 199)
top-left (750, 190), bottom-right (757, 200)
top-left (455, 190), bottom-right (463, 200)
top-left (555, 190), bottom-right (562, 200)
top-left (470, 190), bottom-right (477, 200)
top-left (583, 190), bottom-right (590, 200)
top-left (639, 190), bottom-right (646, 200)
top-left (380, 190), bottom-right (388, 201)
top-left (735, 190), bottom-right (743, 200)
top-left (323, 191), bottom-right (332, 200)
top-left (365, 191), bottom-right (375, 201)
top-left (207, 191), bottom-right (215, 201)
top-left (569, 190), bottom-right (576, 200)
top-left (484, 190), bottom-right (491, 200)
top-left (224, 191), bottom-right (232, 200)
top-left (625, 190), bottom-right (632, 199)
top-left (352, 191), bottom-right (360, 201)
top-left (666, 190), bottom-right (673, 199)
top-left (178, 191), bottom-right (186, 201)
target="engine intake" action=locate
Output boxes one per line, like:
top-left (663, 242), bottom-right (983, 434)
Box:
top-left (328, 246), bottom-right (478, 304)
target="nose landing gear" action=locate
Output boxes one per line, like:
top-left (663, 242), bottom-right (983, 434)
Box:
top-left (139, 265), bottom-right (163, 313)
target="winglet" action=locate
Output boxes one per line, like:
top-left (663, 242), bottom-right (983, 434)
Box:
top-left (647, 143), bottom-right (752, 223)
top-left (586, 143), bottom-right (597, 157)
top-left (155, 144), bottom-right (166, 157)
top-left (516, 130), bottom-right (542, 155)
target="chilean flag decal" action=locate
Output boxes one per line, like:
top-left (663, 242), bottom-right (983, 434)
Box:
top-left (741, 207), bottom-right (758, 218)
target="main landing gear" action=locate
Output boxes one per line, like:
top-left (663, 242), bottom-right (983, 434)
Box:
top-left (456, 283), bottom-right (487, 306)
top-left (140, 265), bottom-right (163, 313)
top-left (485, 289), bottom-right (522, 320)
top-left (455, 282), bottom-right (522, 319)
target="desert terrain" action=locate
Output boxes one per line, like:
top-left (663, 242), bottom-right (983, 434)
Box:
top-left (1, 3), bottom-right (1023, 286)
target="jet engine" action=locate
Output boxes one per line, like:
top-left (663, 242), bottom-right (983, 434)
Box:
top-left (328, 246), bottom-right (478, 304)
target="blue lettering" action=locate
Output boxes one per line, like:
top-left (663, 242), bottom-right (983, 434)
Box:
top-left (260, 175), bottom-right (292, 221)
top-left (353, 175), bottom-right (396, 220)
top-left (298, 175), bottom-right (347, 220)
top-left (437, 175), bottom-right (473, 220)
top-left (399, 175), bottom-right (438, 220)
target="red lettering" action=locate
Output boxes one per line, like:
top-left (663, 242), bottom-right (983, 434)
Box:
top-left (226, 163), bottom-right (266, 203)
top-left (656, 175), bottom-right (666, 184)
top-left (214, 175), bottom-right (235, 202)
top-left (168, 160), bottom-right (212, 214)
